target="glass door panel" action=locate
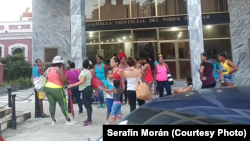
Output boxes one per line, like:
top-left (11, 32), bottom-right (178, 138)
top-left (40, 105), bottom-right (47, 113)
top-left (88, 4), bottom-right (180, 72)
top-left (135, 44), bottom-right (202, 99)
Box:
top-left (178, 42), bottom-right (190, 59)
top-left (179, 61), bottom-right (191, 79)
top-left (164, 61), bottom-right (177, 79)
top-left (86, 45), bottom-right (99, 66)
top-left (101, 44), bottom-right (124, 65)
top-left (160, 43), bottom-right (176, 59)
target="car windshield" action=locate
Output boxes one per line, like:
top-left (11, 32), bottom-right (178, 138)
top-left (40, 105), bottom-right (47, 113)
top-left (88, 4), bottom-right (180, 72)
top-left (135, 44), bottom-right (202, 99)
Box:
top-left (119, 107), bottom-right (241, 125)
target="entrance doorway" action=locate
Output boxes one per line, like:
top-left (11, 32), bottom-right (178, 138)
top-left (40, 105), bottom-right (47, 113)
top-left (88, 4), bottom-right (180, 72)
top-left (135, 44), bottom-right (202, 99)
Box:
top-left (159, 41), bottom-right (191, 80)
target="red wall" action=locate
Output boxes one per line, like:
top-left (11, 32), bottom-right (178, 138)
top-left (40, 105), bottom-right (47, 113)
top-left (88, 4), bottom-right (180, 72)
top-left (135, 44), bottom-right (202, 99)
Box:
top-left (0, 39), bottom-right (32, 62)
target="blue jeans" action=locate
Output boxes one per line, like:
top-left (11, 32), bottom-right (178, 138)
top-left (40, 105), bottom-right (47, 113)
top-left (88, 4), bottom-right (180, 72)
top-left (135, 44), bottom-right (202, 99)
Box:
top-left (156, 80), bottom-right (172, 97)
top-left (69, 86), bottom-right (83, 113)
top-left (224, 74), bottom-right (234, 82)
top-left (98, 89), bottom-right (105, 105)
top-left (106, 98), bottom-right (113, 114)
top-left (111, 102), bottom-right (121, 117)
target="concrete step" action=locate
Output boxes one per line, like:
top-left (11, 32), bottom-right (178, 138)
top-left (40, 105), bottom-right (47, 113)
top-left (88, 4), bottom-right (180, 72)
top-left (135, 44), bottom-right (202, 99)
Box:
top-left (0, 107), bottom-right (12, 119)
top-left (0, 109), bottom-right (31, 131)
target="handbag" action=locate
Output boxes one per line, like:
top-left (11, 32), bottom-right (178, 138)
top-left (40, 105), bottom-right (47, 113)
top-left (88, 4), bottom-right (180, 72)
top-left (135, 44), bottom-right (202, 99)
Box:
top-left (133, 69), bottom-right (151, 100)
top-left (164, 64), bottom-right (174, 85)
top-left (34, 67), bottom-right (51, 90)
top-left (91, 76), bottom-right (103, 89)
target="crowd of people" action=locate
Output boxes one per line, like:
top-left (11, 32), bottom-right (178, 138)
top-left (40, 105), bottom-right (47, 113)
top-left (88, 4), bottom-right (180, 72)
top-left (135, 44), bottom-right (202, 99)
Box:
top-left (31, 49), bottom-right (238, 126)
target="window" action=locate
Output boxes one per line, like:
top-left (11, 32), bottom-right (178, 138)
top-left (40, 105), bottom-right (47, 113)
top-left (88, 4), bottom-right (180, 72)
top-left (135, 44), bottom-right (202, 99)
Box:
top-left (44, 48), bottom-right (58, 69)
top-left (8, 44), bottom-right (28, 59)
top-left (12, 48), bottom-right (24, 55)
top-left (0, 45), bottom-right (3, 57)
top-left (201, 0), bottom-right (228, 13)
top-left (159, 27), bottom-right (189, 40)
top-left (204, 39), bottom-right (232, 60)
top-left (203, 25), bottom-right (230, 38)
top-left (86, 0), bottom-right (99, 21)
top-left (131, 0), bottom-right (156, 18)
top-left (86, 31), bottom-right (99, 44)
top-left (100, 30), bottom-right (132, 43)
top-left (157, 0), bottom-right (187, 16)
top-left (100, 0), bottom-right (130, 20)
top-left (133, 29), bottom-right (157, 41)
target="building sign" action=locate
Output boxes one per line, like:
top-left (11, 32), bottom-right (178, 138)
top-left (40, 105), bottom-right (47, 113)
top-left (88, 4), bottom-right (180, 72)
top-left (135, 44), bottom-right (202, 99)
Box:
top-left (86, 13), bottom-right (229, 31)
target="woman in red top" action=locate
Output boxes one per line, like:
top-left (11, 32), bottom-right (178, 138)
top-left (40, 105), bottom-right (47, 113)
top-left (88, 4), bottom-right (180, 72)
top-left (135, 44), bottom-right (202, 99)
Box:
top-left (112, 57), bottom-right (125, 91)
top-left (142, 57), bottom-right (154, 96)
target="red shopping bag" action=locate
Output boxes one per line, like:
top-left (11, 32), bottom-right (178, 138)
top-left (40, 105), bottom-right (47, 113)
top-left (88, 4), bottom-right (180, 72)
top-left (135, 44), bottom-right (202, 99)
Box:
top-left (91, 76), bottom-right (103, 89)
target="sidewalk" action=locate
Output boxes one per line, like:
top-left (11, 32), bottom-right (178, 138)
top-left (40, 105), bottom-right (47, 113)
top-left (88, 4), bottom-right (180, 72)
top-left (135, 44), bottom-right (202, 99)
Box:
top-left (1, 100), bottom-right (130, 141)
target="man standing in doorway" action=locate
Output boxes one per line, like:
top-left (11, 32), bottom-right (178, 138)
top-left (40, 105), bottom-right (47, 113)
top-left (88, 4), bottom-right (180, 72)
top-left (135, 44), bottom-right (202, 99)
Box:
top-left (31, 59), bottom-right (49, 118)
top-left (118, 49), bottom-right (126, 60)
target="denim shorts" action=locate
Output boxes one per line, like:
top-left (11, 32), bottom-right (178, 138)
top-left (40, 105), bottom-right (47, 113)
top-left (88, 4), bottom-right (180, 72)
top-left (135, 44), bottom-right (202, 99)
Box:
top-left (111, 102), bottom-right (121, 117)
top-left (224, 74), bottom-right (233, 82)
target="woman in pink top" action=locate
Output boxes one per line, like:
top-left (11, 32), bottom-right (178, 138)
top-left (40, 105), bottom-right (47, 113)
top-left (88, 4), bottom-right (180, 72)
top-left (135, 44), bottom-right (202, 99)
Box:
top-left (66, 62), bottom-right (82, 116)
top-left (154, 56), bottom-right (172, 97)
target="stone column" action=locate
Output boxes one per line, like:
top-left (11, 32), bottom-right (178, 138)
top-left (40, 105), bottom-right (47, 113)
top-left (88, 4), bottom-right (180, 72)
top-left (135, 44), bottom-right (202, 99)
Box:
top-left (71, 0), bottom-right (86, 69)
top-left (228, 0), bottom-right (250, 85)
top-left (186, 0), bottom-right (204, 90)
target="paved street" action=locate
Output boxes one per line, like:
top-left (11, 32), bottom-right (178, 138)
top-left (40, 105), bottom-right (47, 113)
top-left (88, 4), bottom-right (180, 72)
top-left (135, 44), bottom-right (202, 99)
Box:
top-left (0, 88), bottom-right (130, 141)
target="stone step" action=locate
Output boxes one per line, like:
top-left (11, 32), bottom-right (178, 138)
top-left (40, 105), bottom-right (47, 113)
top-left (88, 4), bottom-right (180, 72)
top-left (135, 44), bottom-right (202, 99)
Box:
top-left (0, 111), bottom-right (31, 131)
top-left (0, 107), bottom-right (12, 119)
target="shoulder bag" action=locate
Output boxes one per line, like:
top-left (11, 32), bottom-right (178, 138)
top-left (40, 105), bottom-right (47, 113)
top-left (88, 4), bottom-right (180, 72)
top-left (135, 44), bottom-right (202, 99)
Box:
top-left (134, 69), bottom-right (151, 100)
top-left (34, 67), bottom-right (51, 90)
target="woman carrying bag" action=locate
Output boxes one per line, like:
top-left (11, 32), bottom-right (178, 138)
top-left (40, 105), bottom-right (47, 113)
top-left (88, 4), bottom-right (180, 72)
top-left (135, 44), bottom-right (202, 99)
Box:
top-left (124, 57), bottom-right (147, 113)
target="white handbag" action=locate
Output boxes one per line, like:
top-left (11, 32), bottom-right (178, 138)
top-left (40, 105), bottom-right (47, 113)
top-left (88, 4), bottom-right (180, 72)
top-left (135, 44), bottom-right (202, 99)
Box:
top-left (34, 67), bottom-right (51, 90)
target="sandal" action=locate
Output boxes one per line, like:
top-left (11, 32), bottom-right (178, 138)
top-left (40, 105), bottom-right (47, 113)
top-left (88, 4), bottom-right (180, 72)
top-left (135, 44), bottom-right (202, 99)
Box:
top-left (105, 120), bottom-right (109, 125)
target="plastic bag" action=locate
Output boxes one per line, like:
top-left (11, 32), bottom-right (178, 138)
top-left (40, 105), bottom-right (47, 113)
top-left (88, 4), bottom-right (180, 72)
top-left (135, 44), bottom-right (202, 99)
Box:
top-left (91, 76), bottom-right (103, 89)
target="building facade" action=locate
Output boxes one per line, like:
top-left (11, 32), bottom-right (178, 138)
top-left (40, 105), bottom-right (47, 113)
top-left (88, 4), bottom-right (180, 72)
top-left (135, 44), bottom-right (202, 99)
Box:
top-left (30, 0), bottom-right (250, 87)
top-left (85, 0), bottom-right (230, 82)
top-left (0, 21), bottom-right (32, 62)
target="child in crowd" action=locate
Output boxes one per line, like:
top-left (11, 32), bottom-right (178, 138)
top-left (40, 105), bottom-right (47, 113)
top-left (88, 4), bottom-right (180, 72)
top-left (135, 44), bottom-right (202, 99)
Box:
top-left (174, 77), bottom-right (193, 94)
top-left (105, 80), bottom-right (122, 124)
top-left (103, 69), bottom-right (115, 125)
top-left (91, 90), bottom-right (99, 104)
top-left (135, 61), bottom-right (142, 70)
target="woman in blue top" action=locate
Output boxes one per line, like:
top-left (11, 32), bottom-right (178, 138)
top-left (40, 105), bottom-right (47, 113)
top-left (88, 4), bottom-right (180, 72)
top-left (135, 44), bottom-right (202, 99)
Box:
top-left (31, 59), bottom-right (49, 118)
top-left (94, 55), bottom-right (106, 108)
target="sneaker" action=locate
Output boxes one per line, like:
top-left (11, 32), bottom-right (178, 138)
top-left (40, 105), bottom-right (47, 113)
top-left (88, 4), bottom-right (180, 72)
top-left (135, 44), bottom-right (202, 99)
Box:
top-left (76, 113), bottom-right (84, 117)
top-left (101, 104), bottom-right (105, 108)
top-left (105, 120), bottom-right (109, 125)
top-left (84, 121), bottom-right (92, 126)
top-left (97, 104), bottom-right (102, 108)
top-left (83, 120), bottom-right (88, 123)
top-left (51, 120), bottom-right (57, 125)
top-left (66, 120), bottom-right (77, 125)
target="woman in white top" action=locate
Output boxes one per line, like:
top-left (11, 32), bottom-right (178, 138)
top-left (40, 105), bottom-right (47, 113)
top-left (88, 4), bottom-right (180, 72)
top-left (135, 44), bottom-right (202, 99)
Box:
top-left (123, 57), bottom-right (145, 112)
